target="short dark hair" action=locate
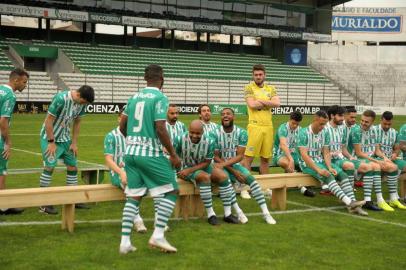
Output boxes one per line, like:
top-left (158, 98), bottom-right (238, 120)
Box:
top-left (78, 85), bottom-right (94, 103)
top-left (169, 103), bottom-right (178, 108)
top-left (9, 68), bottom-right (29, 80)
top-left (382, 111), bottom-right (393, 121)
top-left (290, 111), bottom-right (303, 122)
top-left (363, 110), bottom-right (376, 119)
top-left (144, 64), bottom-right (163, 82)
top-left (252, 64), bottom-right (266, 73)
top-left (315, 110), bottom-right (328, 119)
top-left (345, 107), bottom-right (357, 114)
top-left (327, 105), bottom-right (345, 120)
top-left (198, 104), bottom-right (210, 114)
top-left (221, 107), bottom-right (234, 115)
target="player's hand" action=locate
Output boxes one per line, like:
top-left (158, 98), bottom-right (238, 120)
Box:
top-left (177, 169), bottom-right (191, 180)
top-left (383, 156), bottom-right (391, 163)
top-left (391, 153), bottom-right (398, 161)
top-left (318, 169), bottom-right (331, 177)
top-left (69, 143), bottom-right (78, 157)
top-left (45, 142), bottom-right (56, 158)
top-left (213, 162), bottom-right (224, 170)
top-left (169, 154), bottom-right (181, 169)
top-left (2, 143), bottom-right (11, 160)
top-left (119, 170), bottom-right (127, 186)
top-left (287, 159), bottom-right (295, 173)
top-left (349, 156), bottom-right (356, 160)
top-left (233, 171), bottom-right (246, 183)
top-left (328, 168), bottom-right (337, 176)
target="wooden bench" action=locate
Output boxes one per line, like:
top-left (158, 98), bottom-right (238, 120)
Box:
top-left (1, 173), bottom-right (405, 233)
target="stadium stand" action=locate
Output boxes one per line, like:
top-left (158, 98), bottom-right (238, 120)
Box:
top-left (311, 60), bottom-right (406, 106)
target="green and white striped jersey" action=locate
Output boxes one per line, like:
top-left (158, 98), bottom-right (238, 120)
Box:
top-left (272, 122), bottom-right (300, 158)
top-left (104, 127), bottom-right (126, 177)
top-left (40, 91), bottom-right (86, 142)
top-left (351, 125), bottom-right (378, 158)
top-left (325, 122), bottom-right (345, 160)
top-left (375, 124), bottom-right (398, 158)
top-left (298, 125), bottom-right (329, 167)
top-left (124, 87), bottom-right (168, 157)
top-left (202, 121), bottom-right (219, 138)
top-left (0, 85), bottom-right (16, 145)
top-left (173, 132), bottom-right (214, 168)
top-left (213, 125), bottom-right (248, 160)
top-left (399, 124), bottom-right (406, 160)
top-left (166, 120), bottom-right (186, 142)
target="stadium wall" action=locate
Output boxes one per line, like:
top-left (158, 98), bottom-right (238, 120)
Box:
top-left (308, 43), bottom-right (406, 63)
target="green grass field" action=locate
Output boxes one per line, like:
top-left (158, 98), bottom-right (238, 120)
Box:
top-left (1, 113), bottom-right (406, 270)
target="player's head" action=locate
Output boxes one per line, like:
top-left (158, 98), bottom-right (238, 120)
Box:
top-left (144, 64), bottom-right (164, 89)
top-left (252, 64), bottom-right (266, 86)
top-left (380, 111), bottom-right (393, 131)
top-left (360, 110), bottom-right (376, 131)
top-left (117, 106), bottom-right (125, 124)
top-left (198, 104), bottom-right (211, 122)
top-left (221, 108), bottom-right (235, 128)
top-left (327, 105), bottom-right (345, 125)
top-left (167, 104), bottom-right (179, 124)
top-left (344, 107), bottom-right (357, 126)
top-left (289, 110), bottom-right (302, 130)
top-left (75, 85), bottom-right (95, 104)
top-left (189, 119), bottom-right (203, 144)
top-left (9, 68), bottom-right (29, 92)
top-left (312, 110), bottom-right (329, 133)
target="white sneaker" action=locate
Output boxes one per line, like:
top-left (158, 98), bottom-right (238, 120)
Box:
top-left (240, 190), bottom-right (251, 199)
top-left (119, 244), bottom-right (137, 254)
top-left (148, 237), bottom-right (177, 253)
top-left (237, 212), bottom-right (248, 224)
top-left (263, 213), bottom-right (276, 224)
top-left (134, 220), bottom-right (147, 233)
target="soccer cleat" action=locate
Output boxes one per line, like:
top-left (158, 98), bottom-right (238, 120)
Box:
top-left (75, 203), bottom-right (90, 209)
top-left (377, 201), bottom-right (394, 212)
top-left (303, 188), bottom-right (316, 197)
top-left (354, 181), bottom-right (364, 188)
top-left (263, 213), bottom-right (276, 224)
top-left (362, 201), bottom-right (382, 211)
top-left (39, 205), bottom-right (58, 215)
top-left (223, 214), bottom-right (239, 224)
top-left (240, 190), bottom-right (251, 199)
top-left (347, 206), bottom-right (368, 216)
top-left (319, 188), bottom-right (332, 196)
top-left (134, 220), bottom-right (147, 233)
top-left (119, 244), bottom-right (137, 254)
top-left (0, 208), bottom-right (24, 215)
top-left (148, 237), bottom-right (177, 253)
top-left (237, 212), bottom-right (248, 224)
top-left (208, 215), bottom-right (220, 226)
top-left (348, 200), bottom-right (365, 210)
top-left (389, 200), bottom-right (406, 210)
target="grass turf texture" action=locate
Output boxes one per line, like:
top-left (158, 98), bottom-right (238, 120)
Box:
top-left (1, 113), bottom-right (406, 270)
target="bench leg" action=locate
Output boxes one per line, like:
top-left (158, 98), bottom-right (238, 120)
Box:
top-left (190, 194), bottom-right (205, 218)
top-left (174, 195), bottom-right (190, 220)
top-left (399, 173), bottom-right (406, 198)
top-left (61, 204), bottom-right (75, 233)
top-left (271, 187), bottom-right (287, 210)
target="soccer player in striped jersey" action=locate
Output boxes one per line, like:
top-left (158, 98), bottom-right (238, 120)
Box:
top-left (400, 123), bottom-right (406, 161)
top-left (342, 107), bottom-right (363, 187)
top-left (213, 108), bottom-right (276, 224)
top-left (119, 65), bottom-right (181, 254)
top-left (374, 111), bottom-right (406, 209)
top-left (351, 110), bottom-right (395, 211)
top-left (104, 108), bottom-right (147, 233)
top-left (166, 104), bottom-right (186, 142)
top-left (0, 68), bottom-right (28, 216)
top-left (272, 111), bottom-right (315, 197)
top-left (298, 111), bottom-right (365, 211)
top-left (174, 119), bottom-right (239, 226)
top-left (198, 104), bottom-right (219, 136)
top-left (326, 105), bottom-right (370, 216)
top-left (39, 85), bottom-right (94, 215)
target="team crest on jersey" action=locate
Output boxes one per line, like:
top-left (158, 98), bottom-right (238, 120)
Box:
top-left (47, 155), bottom-right (55, 163)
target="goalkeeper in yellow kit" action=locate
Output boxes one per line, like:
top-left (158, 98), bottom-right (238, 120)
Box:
top-left (242, 64), bottom-right (280, 174)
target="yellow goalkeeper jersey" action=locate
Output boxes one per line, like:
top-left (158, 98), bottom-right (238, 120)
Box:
top-left (244, 82), bottom-right (277, 126)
